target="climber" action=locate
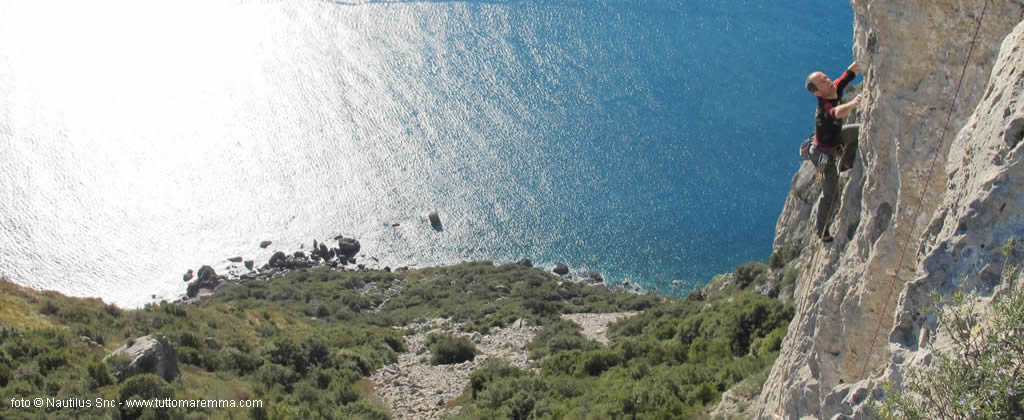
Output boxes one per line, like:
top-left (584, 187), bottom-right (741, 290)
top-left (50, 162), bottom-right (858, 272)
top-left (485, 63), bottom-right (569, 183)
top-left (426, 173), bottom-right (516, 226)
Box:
top-left (805, 61), bottom-right (865, 243)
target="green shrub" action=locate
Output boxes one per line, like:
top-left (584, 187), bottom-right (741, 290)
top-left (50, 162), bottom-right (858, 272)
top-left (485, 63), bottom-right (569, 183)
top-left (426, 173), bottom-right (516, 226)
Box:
top-left (541, 350), bottom-right (584, 376)
top-left (721, 295), bottom-right (793, 356)
top-left (311, 368), bottom-right (332, 390)
top-left (529, 319), bottom-right (597, 359)
top-left (469, 359), bottom-right (528, 399)
top-left (198, 349), bottom-right (224, 372)
top-left (735, 262), bottom-right (769, 289)
top-left (177, 347), bottom-right (202, 366)
top-left (255, 363), bottom-right (300, 392)
top-left (427, 333), bottom-right (477, 365)
top-left (104, 353), bottom-right (133, 382)
top-left (615, 337), bottom-right (681, 365)
top-left (250, 405), bottom-right (269, 420)
top-left (339, 398), bottom-right (391, 419)
top-left (74, 327), bottom-right (106, 345)
top-left (326, 375), bottom-right (360, 404)
top-left (377, 333), bottom-right (406, 354)
top-left (0, 362), bottom-right (10, 387)
top-left (266, 336), bottom-right (308, 374)
top-left (293, 380), bottom-right (320, 404)
top-left (105, 303), bottom-right (123, 317)
top-left (161, 302), bottom-right (187, 317)
top-left (37, 350), bottom-right (67, 375)
top-left (334, 349), bottom-right (374, 376)
top-left (755, 327), bottom-right (786, 357)
top-left (178, 332), bottom-right (200, 348)
top-left (769, 240), bottom-right (802, 269)
top-left (780, 265), bottom-right (800, 299)
top-left (87, 360), bottom-right (113, 389)
top-left (474, 375), bottom-right (549, 418)
top-left (117, 374), bottom-right (174, 420)
top-left (224, 347), bottom-right (263, 375)
top-left (687, 336), bottom-right (732, 364)
top-left (316, 304), bottom-right (330, 318)
top-left (40, 299), bottom-right (60, 315)
top-left (693, 382), bottom-right (719, 405)
top-left (577, 349), bottom-right (624, 376)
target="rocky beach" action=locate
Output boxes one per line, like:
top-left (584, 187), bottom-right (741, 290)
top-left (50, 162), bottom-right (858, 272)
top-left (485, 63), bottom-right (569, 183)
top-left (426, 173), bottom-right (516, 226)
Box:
top-left (178, 228), bottom-right (648, 306)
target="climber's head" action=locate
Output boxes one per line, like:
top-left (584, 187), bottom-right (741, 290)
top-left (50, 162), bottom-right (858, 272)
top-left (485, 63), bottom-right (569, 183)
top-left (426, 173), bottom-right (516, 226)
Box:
top-left (806, 72), bottom-right (835, 98)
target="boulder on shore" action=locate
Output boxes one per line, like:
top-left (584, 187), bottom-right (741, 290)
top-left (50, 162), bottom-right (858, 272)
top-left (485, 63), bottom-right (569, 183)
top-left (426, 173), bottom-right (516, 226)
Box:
top-left (552, 264), bottom-right (570, 275)
top-left (259, 240), bottom-right (272, 249)
top-left (197, 265), bottom-right (216, 283)
top-left (269, 251), bottom-right (288, 268)
top-left (187, 266), bottom-right (221, 298)
top-left (338, 237), bottom-right (361, 257)
top-left (182, 269), bottom-right (193, 282)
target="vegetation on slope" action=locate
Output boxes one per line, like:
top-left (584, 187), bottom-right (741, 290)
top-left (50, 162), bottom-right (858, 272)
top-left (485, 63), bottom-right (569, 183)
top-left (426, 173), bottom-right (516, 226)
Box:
top-left (0, 257), bottom-right (796, 419)
top-left (456, 261), bottom-right (794, 419)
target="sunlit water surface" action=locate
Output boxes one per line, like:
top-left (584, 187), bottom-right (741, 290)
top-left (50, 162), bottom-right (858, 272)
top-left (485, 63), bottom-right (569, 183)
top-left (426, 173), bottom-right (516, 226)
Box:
top-left (0, 0), bottom-right (852, 306)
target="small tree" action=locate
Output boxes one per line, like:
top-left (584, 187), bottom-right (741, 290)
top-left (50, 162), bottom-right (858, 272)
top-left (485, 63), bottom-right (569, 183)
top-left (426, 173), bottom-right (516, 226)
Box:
top-left (87, 361), bottom-right (113, 389)
top-left (117, 374), bottom-right (174, 420)
top-left (426, 333), bottom-right (477, 365)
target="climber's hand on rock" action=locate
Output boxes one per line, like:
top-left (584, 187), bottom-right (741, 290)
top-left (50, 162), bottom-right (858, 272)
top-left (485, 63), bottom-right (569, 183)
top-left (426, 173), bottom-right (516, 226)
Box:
top-left (853, 94), bottom-right (866, 107)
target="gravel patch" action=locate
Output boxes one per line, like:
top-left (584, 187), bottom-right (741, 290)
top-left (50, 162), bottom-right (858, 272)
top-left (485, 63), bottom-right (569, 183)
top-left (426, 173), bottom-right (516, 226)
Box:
top-left (370, 318), bottom-right (541, 420)
top-left (370, 312), bottom-right (640, 419)
top-left (560, 312), bottom-right (639, 344)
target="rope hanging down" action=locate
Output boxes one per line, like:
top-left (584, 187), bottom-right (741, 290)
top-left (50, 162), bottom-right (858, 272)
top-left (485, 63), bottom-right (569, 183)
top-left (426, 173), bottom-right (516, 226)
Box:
top-left (857, 0), bottom-right (991, 380)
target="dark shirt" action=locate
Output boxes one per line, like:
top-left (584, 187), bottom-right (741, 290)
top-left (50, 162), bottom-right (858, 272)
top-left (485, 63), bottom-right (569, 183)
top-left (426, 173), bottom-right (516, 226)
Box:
top-left (814, 69), bottom-right (856, 148)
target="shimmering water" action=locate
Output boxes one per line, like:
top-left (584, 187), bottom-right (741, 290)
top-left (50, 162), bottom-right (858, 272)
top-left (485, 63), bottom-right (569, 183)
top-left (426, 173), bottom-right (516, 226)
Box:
top-left (0, 0), bottom-right (853, 306)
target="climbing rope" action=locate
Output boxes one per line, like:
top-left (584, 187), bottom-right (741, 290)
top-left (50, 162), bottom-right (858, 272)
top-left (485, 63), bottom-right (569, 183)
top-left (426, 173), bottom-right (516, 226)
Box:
top-left (857, 0), bottom-right (991, 380)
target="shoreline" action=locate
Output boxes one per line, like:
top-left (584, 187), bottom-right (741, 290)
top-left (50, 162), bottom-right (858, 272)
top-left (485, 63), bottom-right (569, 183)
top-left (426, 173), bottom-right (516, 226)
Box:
top-left (177, 234), bottom-right (656, 306)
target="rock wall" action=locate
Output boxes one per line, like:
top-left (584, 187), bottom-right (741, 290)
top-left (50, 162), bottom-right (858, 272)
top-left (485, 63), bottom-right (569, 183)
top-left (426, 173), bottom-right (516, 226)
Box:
top-left (758, 1), bottom-right (1024, 418)
top-left (878, 18), bottom-right (1024, 414)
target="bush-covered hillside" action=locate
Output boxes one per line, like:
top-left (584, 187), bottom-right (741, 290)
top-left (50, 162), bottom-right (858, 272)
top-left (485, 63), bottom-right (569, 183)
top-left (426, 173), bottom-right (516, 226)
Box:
top-left (456, 262), bottom-right (794, 419)
top-left (0, 259), bottom-right (794, 419)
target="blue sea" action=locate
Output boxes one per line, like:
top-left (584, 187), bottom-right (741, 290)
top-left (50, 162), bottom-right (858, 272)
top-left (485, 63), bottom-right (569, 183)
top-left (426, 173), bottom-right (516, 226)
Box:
top-left (0, 0), bottom-right (853, 306)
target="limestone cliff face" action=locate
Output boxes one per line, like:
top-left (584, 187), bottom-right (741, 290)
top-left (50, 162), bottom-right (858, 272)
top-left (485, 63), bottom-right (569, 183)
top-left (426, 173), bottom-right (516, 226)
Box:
top-left (757, 1), bottom-right (1024, 418)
